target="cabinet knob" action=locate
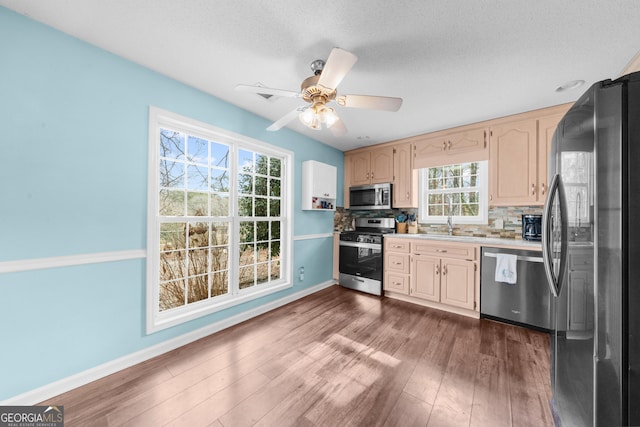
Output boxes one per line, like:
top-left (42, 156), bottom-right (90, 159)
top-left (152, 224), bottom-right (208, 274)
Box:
top-left (442, 265), bottom-right (447, 275)
top-left (531, 183), bottom-right (535, 195)
top-left (541, 183), bottom-right (546, 195)
top-left (447, 140), bottom-right (452, 149)
top-left (442, 141), bottom-right (447, 150)
top-left (436, 265), bottom-right (440, 275)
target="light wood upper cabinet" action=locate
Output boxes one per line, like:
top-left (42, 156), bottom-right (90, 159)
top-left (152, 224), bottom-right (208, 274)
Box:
top-left (489, 118), bottom-right (538, 205)
top-left (414, 126), bottom-right (489, 169)
top-left (489, 108), bottom-right (568, 206)
top-left (345, 146), bottom-right (394, 187)
top-left (537, 113), bottom-right (564, 203)
top-left (392, 142), bottom-right (418, 208)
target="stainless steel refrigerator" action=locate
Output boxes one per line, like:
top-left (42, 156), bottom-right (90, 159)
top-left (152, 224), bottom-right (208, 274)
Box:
top-left (542, 71), bottom-right (640, 426)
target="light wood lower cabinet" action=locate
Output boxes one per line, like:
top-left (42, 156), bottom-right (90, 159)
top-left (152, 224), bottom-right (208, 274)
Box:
top-left (385, 237), bottom-right (479, 317)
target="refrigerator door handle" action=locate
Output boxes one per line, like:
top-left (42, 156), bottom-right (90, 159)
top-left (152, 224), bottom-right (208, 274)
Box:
top-left (542, 173), bottom-right (561, 297)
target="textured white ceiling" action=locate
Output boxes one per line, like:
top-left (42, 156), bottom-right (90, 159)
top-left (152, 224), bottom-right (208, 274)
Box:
top-left (2, 0), bottom-right (640, 151)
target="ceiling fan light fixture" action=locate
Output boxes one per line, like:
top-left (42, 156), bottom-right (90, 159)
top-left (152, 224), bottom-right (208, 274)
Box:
top-left (321, 107), bottom-right (338, 128)
top-left (299, 107), bottom-right (321, 130)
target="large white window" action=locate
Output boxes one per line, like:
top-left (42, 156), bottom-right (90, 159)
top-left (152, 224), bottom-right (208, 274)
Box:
top-left (419, 161), bottom-right (488, 225)
top-left (147, 107), bottom-right (292, 333)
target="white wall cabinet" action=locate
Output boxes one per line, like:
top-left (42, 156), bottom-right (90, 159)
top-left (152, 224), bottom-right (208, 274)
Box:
top-left (302, 160), bottom-right (337, 210)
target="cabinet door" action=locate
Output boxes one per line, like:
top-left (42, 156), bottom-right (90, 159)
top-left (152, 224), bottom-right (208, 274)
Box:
top-left (440, 259), bottom-right (475, 310)
top-left (370, 146), bottom-right (394, 184)
top-left (537, 113), bottom-right (564, 203)
top-left (414, 135), bottom-right (447, 167)
top-left (411, 254), bottom-right (440, 302)
top-left (392, 142), bottom-right (418, 208)
top-left (489, 119), bottom-right (538, 205)
top-left (347, 152), bottom-right (371, 187)
top-left (447, 127), bottom-right (489, 158)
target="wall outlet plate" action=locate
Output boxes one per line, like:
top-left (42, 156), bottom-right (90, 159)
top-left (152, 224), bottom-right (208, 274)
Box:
top-left (495, 218), bottom-right (504, 229)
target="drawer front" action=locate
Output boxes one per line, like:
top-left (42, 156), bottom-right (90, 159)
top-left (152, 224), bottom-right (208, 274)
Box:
top-left (413, 242), bottom-right (476, 260)
top-left (384, 272), bottom-right (409, 294)
top-left (385, 239), bottom-right (411, 253)
top-left (385, 252), bottom-right (410, 274)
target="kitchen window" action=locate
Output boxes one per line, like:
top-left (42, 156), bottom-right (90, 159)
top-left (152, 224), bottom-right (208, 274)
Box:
top-left (147, 107), bottom-right (292, 333)
top-left (418, 161), bottom-right (488, 225)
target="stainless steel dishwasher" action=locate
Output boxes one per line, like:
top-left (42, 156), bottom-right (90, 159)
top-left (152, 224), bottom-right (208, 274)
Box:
top-left (480, 246), bottom-right (552, 331)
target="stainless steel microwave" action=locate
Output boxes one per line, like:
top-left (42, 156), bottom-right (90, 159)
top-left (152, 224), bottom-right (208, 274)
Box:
top-left (349, 183), bottom-right (392, 210)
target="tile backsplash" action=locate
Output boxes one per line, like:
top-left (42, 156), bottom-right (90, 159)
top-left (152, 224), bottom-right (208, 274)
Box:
top-left (334, 206), bottom-right (543, 239)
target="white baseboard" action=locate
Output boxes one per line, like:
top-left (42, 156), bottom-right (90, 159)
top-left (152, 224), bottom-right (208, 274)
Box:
top-left (2, 280), bottom-right (336, 406)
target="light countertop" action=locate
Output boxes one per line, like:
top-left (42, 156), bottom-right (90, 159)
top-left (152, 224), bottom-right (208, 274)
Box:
top-left (385, 233), bottom-right (542, 251)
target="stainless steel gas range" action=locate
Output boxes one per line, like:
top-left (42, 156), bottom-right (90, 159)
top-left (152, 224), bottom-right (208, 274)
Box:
top-left (338, 217), bottom-right (395, 295)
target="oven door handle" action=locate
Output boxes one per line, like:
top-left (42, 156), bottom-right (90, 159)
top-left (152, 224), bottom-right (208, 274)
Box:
top-left (339, 241), bottom-right (380, 250)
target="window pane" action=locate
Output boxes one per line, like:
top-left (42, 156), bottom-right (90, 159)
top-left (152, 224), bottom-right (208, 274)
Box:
top-left (211, 271), bottom-right (228, 296)
top-left (271, 222), bottom-right (280, 240)
top-left (270, 260), bottom-right (281, 280)
top-left (211, 142), bottom-right (229, 168)
top-left (238, 149), bottom-right (253, 172)
top-left (160, 223), bottom-right (186, 250)
top-left (269, 199), bottom-right (280, 217)
top-left (211, 222), bottom-right (229, 246)
top-left (270, 158), bottom-right (281, 177)
top-left (256, 262), bottom-right (270, 285)
top-left (238, 174), bottom-right (253, 194)
top-left (256, 221), bottom-right (269, 242)
top-left (187, 165), bottom-right (208, 191)
top-left (271, 240), bottom-right (280, 258)
top-left (240, 221), bottom-right (254, 243)
top-left (239, 266), bottom-right (255, 289)
top-left (159, 190), bottom-right (185, 216)
top-left (160, 250), bottom-right (186, 282)
top-left (188, 248), bottom-right (208, 276)
top-left (270, 178), bottom-right (281, 197)
top-left (256, 154), bottom-right (268, 175)
top-left (255, 176), bottom-right (268, 196)
top-left (210, 246), bottom-right (228, 272)
top-left (160, 160), bottom-right (184, 188)
top-left (210, 194), bottom-right (229, 216)
top-left (238, 196), bottom-right (253, 216)
top-left (187, 136), bottom-right (208, 165)
top-left (188, 222), bottom-right (209, 248)
top-left (255, 198), bottom-right (267, 217)
top-left (159, 280), bottom-right (185, 311)
top-left (160, 129), bottom-right (185, 160)
top-left (187, 275), bottom-right (209, 303)
top-left (239, 243), bottom-right (255, 266)
top-left (430, 205), bottom-right (443, 216)
top-left (210, 168), bottom-right (228, 192)
top-left (187, 192), bottom-right (208, 216)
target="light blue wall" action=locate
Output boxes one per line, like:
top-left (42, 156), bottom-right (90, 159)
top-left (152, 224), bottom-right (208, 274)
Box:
top-left (0, 7), bottom-right (343, 400)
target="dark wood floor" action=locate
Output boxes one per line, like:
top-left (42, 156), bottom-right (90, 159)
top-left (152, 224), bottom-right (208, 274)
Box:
top-left (41, 285), bottom-right (553, 426)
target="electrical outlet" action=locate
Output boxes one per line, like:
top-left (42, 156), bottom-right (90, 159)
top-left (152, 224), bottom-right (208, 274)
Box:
top-left (495, 218), bottom-right (504, 229)
top-left (299, 266), bottom-right (305, 281)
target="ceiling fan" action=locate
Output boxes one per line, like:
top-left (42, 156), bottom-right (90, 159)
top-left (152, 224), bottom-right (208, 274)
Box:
top-left (235, 48), bottom-right (403, 136)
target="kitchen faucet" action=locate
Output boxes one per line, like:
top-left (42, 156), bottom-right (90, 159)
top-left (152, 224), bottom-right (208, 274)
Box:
top-left (447, 196), bottom-right (453, 235)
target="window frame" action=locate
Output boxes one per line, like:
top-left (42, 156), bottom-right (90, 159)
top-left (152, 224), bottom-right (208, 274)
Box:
top-left (146, 107), bottom-right (293, 334)
top-left (418, 161), bottom-right (489, 225)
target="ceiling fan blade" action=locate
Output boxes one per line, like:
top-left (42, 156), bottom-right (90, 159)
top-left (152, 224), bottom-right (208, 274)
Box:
top-left (329, 118), bottom-right (347, 136)
top-left (317, 48), bottom-right (358, 91)
top-left (266, 107), bottom-right (305, 131)
top-left (336, 94), bottom-right (403, 112)
top-left (235, 84), bottom-right (300, 98)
